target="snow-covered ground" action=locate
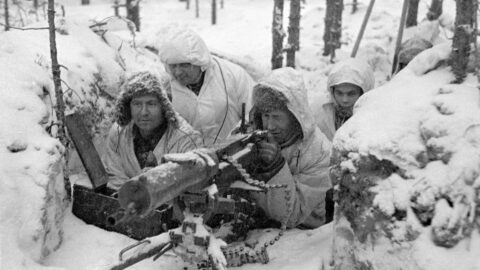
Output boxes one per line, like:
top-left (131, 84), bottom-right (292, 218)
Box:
top-left (0, 0), bottom-right (469, 269)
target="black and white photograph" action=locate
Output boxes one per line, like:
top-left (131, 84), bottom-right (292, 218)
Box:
top-left (1, 0), bottom-right (479, 269)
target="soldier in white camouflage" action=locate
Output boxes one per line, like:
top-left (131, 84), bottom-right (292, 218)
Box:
top-left (104, 71), bottom-right (203, 190)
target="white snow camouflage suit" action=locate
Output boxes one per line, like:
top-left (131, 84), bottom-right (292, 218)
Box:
top-left (157, 27), bottom-right (255, 146)
top-left (313, 58), bottom-right (375, 141)
top-left (104, 72), bottom-right (203, 190)
top-left (250, 68), bottom-right (332, 228)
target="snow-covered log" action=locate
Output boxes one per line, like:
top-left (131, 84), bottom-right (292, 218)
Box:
top-left (331, 42), bottom-right (480, 270)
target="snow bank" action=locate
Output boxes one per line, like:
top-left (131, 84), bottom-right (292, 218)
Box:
top-left (331, 42), bottom-right (480, 269)
top-left (0, 27), bottom-right (68, 270)
top-left (334, 42), bottom-right (456, 171)
top-left (0, 17), bottom-right (161, 269)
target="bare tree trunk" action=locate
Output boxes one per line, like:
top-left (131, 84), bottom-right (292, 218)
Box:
top-left (220, 0), bottom-right (224, 9)
top-left (4, 0), bottom-right (10, 31)
top-left (186, 0), bottom-right (190, 10)
top-left (81, 0), bottom-right (89, 5)
top-left (47, 0), bottom-right (71, 200)
top-left (113, 0), bottom-right (119, 16)
top-left (450, 0), bottom-right (475, 83)
top-left (406, 0), bottom-right (420, 27)
top-left (33, 0), bottom-right (38, 9)
top-left (195, 0), bottom-right (199, 18)
top-left (427, 0), bottom-right (443, 20)
top-left (271, 0), bottom-right (285, 69)
top-left (323, 0), bottom-right (334, 56)
top-left (211, 0), bottom-right (216, 25)
top-left (286, 0), bottom-right (301, 67)
top-left (323, 0), bottom-right (343, 61)
top-left (352, 0), bottom-right (358, 14)
top-left (126, 0), bottom-right (140, 31)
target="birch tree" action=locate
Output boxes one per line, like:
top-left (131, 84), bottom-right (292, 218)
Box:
top-left (271, 0), bottom-right (285, 69)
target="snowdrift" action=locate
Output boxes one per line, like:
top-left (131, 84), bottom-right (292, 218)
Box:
top-left (0, 17), bottom-right (162, 269)
top-left (331, 43), bottom-right (480, 270)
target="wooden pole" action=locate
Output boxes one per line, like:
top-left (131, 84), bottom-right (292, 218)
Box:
top-left (350, 0), bottom-right (375, 57)
top-left (48, 0), bottom-right (71, 199)
top-left (391, 0), bottom-right (410, 75)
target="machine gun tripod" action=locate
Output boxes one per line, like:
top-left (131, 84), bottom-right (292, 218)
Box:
top-left (108, 131), bottom-right (291, 270)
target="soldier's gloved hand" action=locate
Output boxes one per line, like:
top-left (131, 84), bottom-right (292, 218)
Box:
top-left (255, 133), bottom-right (285, 182)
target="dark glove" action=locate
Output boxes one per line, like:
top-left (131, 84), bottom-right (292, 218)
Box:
top-left (254, 133), bottom-right (285, 182)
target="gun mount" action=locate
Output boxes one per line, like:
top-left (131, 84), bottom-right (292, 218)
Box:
top-left (110, 131), bottom-right (270, 224)
top-left (109, 131), bottom-right (289, 270)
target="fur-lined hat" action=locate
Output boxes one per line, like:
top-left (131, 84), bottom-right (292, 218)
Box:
top-left (114, 71), bottom-right (178, 128)
top-left (250, 84), bottom-right (302, 140)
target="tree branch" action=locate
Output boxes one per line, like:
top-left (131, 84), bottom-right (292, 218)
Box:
top-left (0, 22), bottom-right (49, 30)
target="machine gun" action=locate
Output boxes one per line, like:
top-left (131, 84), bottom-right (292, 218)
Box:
top-left (107, 130), bottom-right (289, 270)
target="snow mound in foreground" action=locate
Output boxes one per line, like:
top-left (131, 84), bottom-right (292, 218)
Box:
top-left (331, 42), bottom-right (480, 270)
top-left (0, 18), bottom-right (162, 269)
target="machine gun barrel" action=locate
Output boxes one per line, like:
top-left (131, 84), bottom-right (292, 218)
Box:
top-left (106, 202), bottom-right (138, 226)
top-left (115, 131), bottom-right (268, 220)
top-left (116, 151), bottom-right (219, 218)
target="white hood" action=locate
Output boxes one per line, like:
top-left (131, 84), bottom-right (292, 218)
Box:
top-left (157, 26), bottom-right (212, 71)
top-left (327, 58), bottom-right (375, 98)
